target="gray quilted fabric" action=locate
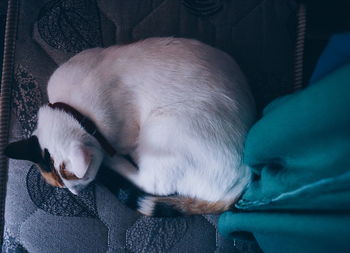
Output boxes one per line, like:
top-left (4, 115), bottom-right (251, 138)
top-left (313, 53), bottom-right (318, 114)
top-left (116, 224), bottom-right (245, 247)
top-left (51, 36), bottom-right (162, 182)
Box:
top-left (3, 0), bottom-right (296, 252)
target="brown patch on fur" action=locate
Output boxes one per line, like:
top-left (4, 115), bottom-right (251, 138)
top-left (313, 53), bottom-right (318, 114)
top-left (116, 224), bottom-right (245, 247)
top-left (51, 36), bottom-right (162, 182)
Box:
top-left (153, 196), bottom-right (236, 215)
top-left (59, 163), bottom-right (79, 180)
top-left (40, 169), bottom-right (64, 187)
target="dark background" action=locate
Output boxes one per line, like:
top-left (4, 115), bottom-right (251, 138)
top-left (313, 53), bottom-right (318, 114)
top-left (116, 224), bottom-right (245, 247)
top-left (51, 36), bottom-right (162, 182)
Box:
top-left (1, 0), bottom-right (350, 93)
top-left (300, 0), bottom-right (350, 84)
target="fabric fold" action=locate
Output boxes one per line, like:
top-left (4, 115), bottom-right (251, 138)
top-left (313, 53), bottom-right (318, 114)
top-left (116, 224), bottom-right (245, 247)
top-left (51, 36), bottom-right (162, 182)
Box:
top-left (219, 48), bottom-right (350, 252)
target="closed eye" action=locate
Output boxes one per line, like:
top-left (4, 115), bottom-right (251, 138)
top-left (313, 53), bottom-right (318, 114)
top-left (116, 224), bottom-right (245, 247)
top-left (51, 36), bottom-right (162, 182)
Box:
top-left (36, 149), bottom-right (65, 187)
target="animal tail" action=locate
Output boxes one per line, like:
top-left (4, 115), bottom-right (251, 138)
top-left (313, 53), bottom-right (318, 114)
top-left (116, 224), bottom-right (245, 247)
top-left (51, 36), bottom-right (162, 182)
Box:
top-left (136, 195), bottom-right (234, 217)
top-left (97, 168), bottom-right (234, 217)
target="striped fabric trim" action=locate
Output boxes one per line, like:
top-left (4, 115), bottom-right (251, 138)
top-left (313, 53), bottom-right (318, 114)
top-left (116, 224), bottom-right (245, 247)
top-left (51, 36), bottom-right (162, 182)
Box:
top-left (0, 0), bottom-right (19, 245)
top-left (294, 3), bottom-right (307, 90)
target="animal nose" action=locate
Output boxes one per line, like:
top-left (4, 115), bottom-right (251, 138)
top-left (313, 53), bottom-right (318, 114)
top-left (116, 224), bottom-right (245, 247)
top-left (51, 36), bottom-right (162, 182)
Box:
top-left (69, 185), bottom-right (85, 195)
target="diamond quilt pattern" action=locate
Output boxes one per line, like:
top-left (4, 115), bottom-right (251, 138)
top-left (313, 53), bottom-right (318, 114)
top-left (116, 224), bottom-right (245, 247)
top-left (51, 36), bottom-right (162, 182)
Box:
top-left (3, 0), bottom-right (296, 252)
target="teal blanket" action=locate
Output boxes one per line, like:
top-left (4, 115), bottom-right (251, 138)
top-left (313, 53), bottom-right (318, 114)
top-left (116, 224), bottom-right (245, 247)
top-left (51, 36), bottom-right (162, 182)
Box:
top-left (219, 61), bottom-right (350, 252)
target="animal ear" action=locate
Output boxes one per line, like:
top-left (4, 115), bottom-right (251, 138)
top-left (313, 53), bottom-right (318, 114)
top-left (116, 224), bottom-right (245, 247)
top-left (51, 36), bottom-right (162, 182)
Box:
top-left (69, 143), bottom-right (92, 179)
top-left (4, 136), bottom-right (42, 163)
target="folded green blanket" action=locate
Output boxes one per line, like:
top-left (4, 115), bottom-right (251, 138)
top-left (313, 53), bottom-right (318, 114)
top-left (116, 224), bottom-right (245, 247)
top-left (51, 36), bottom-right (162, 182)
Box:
top-left (219, 63), bottom-right (350, 253)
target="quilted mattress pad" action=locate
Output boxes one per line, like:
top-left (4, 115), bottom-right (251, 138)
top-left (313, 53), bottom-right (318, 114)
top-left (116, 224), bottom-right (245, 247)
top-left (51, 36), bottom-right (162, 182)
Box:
top-left (0, 0), bottom-right (297, 252)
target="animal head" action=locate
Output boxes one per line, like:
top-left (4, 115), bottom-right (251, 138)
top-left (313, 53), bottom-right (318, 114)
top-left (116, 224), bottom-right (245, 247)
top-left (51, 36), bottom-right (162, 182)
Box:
top-left (4, 106), bottom-right (104, 194)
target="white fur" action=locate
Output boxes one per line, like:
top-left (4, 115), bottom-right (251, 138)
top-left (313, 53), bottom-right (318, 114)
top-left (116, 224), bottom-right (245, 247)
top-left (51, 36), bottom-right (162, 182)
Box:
top-left (137, 196), bottom-right (157, 216)
top-left (35, 37), bottom-right (256, 202)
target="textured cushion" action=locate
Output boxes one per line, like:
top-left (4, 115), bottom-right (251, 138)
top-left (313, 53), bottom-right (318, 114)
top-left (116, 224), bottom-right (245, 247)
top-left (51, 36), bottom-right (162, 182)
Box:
top-left (2, 0), bottom-right (296, 252)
